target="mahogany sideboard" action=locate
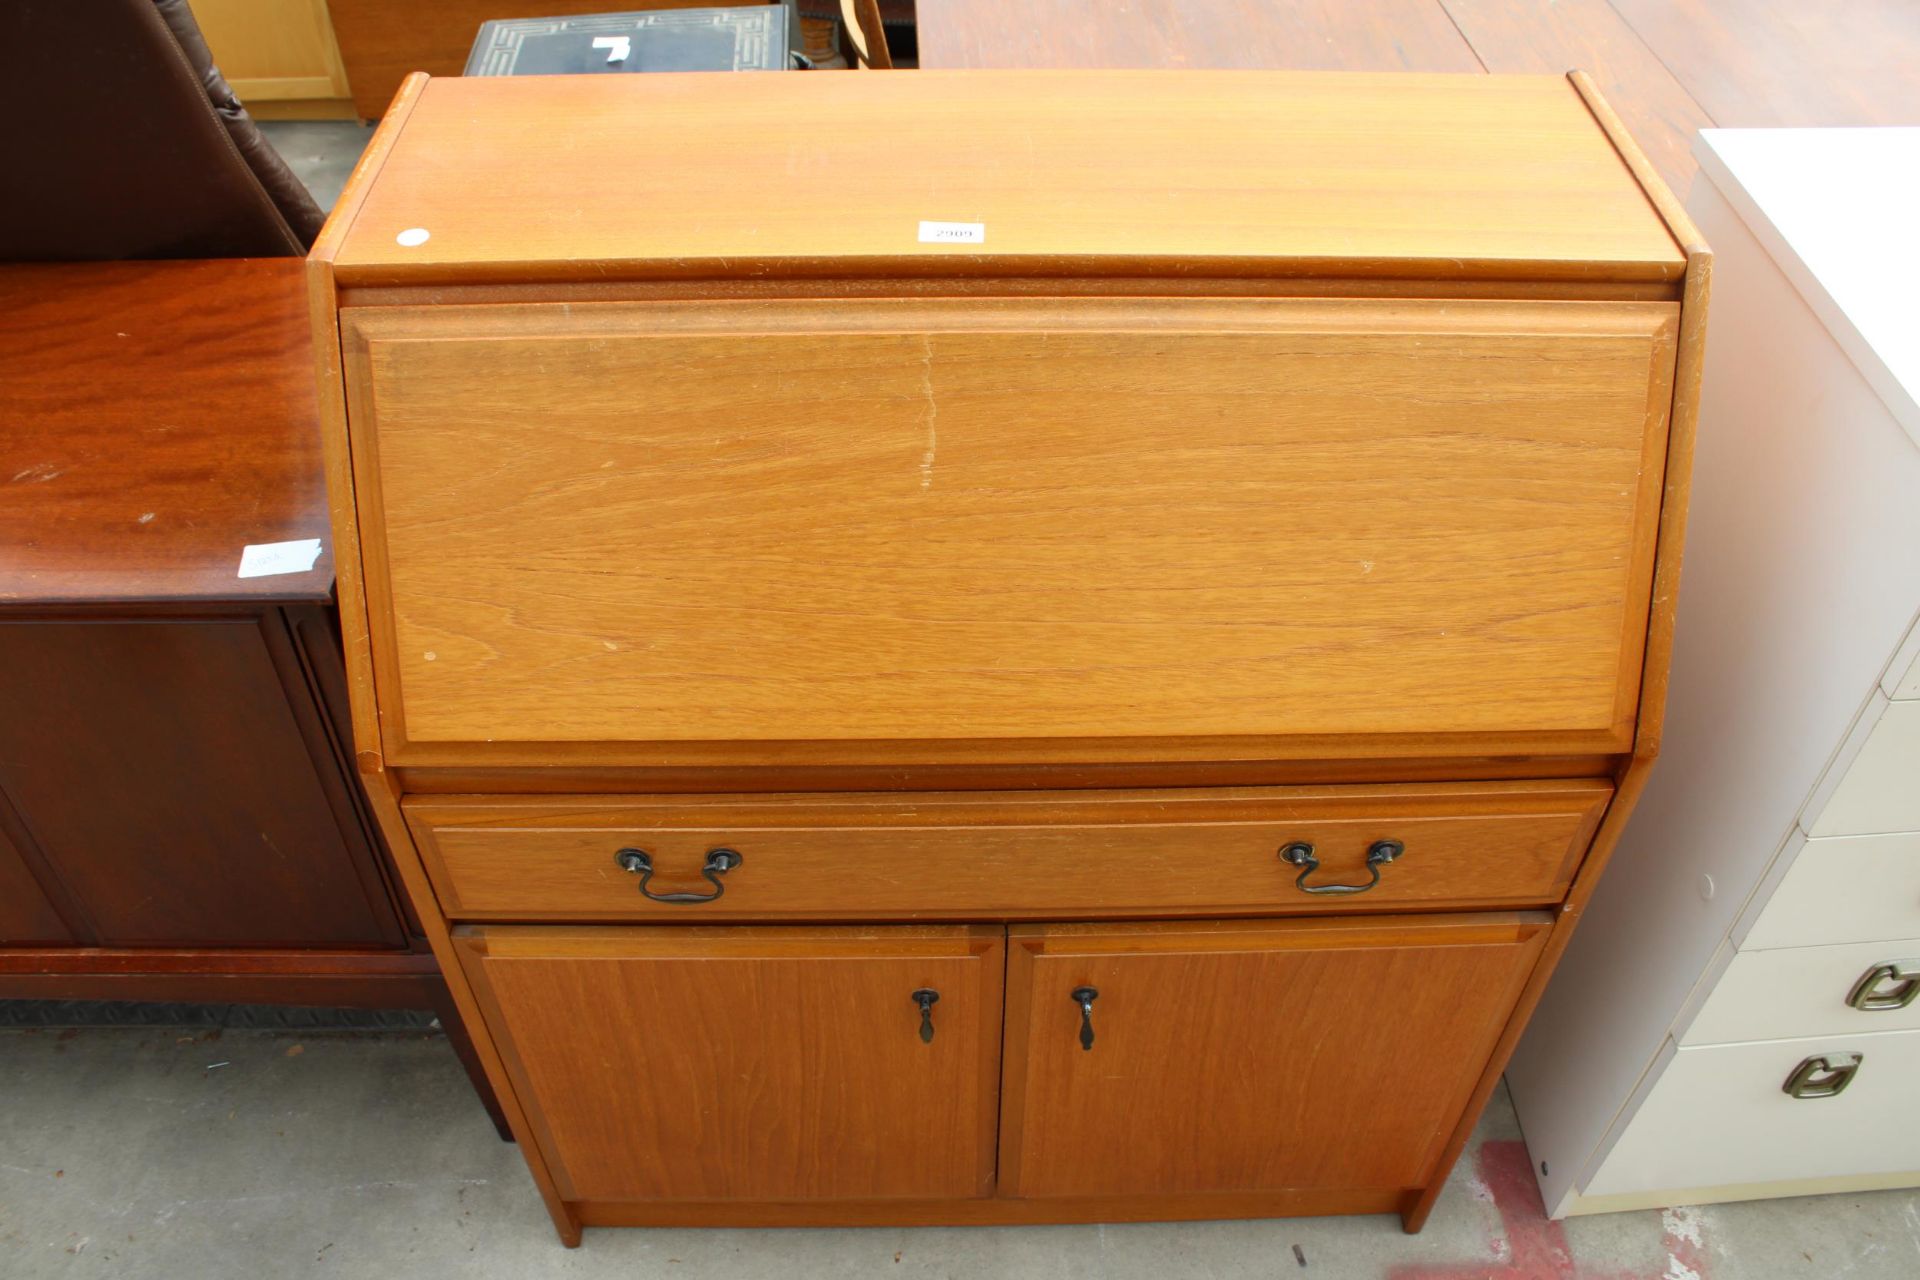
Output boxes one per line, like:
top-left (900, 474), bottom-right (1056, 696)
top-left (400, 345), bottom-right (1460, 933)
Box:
top-left (311, 69), bottom-right (1708, 1245)
top-left (0, 259), bottom-right (502, 1134)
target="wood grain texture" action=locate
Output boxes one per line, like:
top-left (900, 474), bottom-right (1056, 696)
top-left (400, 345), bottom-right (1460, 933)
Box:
top-left (324, 71), bottom-right (1684, 286)
top-left (394, 753), bottom-right (1621, 795)
top-left (406, 782), bottom-right (1611, 922)
top-left (999, 916), bottom-right (1548, 1197)
top-left (310, 73), bottom-right (431, 776)
top-left (915, 0), bottom-right (1482, 72)
top-left (1437, 0), bottom-right (1713, 197)
top-left (325, 0), bottom-right (753, 119)
top-left (0, 823), bottom-right (72, 945)
top-left (344, 296), bottom-right (1674, 762)
top-left (0, 617), bottom-right (403, 949)
top-left (354, 762), bottom-right (583, 1244)
top-left (1401, 76), bottom-right (1711, 1232)
top-left (456, 924), bottom-right (1003, 1203)
top-left (0, 261), bottom-right (331, 605)
top-left (1608, 0), bottom-right (1920, 129)
top-left (574, 1185), bottom-right (1402, 1227)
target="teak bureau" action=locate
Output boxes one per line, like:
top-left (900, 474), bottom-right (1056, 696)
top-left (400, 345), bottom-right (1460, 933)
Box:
top-left (311, 70), bottom-right (1708, 1245)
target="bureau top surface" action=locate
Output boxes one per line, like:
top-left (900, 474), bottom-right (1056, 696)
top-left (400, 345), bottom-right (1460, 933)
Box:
top-left (325, 70), bottom-right (1685, 286)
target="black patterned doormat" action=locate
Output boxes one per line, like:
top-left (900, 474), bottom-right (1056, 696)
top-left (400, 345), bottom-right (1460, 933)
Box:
top-left (0, 1000), bottom-right (437, 1030)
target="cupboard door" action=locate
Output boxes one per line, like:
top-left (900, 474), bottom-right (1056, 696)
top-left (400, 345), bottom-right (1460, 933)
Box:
top-left (1001, 915), bottom-right (1549, 1198)
top-left (0, 619), bottom-right (403, 948)
top-left (455, 925), bottom-right (1003, 1203)
top-left (0, 817), bottom-right (71, 944)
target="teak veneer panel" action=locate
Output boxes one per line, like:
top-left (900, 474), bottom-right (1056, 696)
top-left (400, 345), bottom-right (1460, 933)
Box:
top-left (456, 925), bottom-right (1003, 1204)
top-left (407, 782), bottom-right (1611, 922)
top-left (999, 916), bottom-right (1549, 1198)
top-left (344, 296), bottom-right (1675, 763)
top-left (327, 71), bottom-right (1684, 285)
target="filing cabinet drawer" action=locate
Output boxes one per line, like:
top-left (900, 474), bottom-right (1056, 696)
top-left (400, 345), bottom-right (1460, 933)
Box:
top-left (408, 781), bottom-right (1611, 922)
top-left (1683, 937), bottom-right (1920, 1046)
top-left (1743, 831), bottom-right (1920, 950)
top-left (1587, 1028), bottom-right (1920, 1196)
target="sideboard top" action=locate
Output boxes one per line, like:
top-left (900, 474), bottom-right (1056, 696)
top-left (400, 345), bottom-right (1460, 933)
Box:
top-left (322, 70), bottom-right (1686, 287)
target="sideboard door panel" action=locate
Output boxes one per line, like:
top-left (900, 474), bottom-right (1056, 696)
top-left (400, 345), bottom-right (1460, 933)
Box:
top-left (0, 619), bottom-right (403, 948)
top-left (0, 819), bottom-right (72, 945)
top-left (1001, 914), bottom-right (1549, 1198)
top-left (455, 924), bottom-right (1003, 1203)
top-left (343, 297), bottom-right (1676, 763)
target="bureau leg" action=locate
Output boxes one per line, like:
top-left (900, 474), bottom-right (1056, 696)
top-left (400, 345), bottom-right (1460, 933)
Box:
top-left (432, 981), bottom-right (514, 1142)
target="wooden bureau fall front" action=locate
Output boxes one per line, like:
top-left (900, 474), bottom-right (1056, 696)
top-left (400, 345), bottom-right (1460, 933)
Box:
top-left (309, 70), bottom-right (1707, 1245)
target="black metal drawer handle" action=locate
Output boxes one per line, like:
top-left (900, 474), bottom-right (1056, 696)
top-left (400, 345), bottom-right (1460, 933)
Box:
top-left (1278, 839), bottom-right (1404, 895)
top-left (1846, 959), bottom-right (1920, 1011)
top-left (614, 847), bottom-right (742, 903)
top-left (1782, 1052), bottom-right (1863, 1099)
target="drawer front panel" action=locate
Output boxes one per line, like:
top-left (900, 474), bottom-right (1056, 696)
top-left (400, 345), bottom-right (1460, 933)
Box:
top-left (407, 782), bottom-right (1611, 922)
top-left (344, 297), bottom-right (1676, 764)
top-left (1684, 937), bottom-right (1920, 1046)
top-left (1807, 700), bottom-right (1920, 837)
top-left (456, 924), bottom-right (1003, 1203)
top-left (1745, 831), bottom-right (1920, 950)
top-left (1001, 915), bottom-right (1549, 1197)
top-left (1587, 1029), bottom-right (1920, 1196)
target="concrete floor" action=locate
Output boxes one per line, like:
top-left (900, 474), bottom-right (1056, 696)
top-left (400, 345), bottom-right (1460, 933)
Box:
top-left (259, 120), bottom-right (373, 213)
top-left (2, 1027), bottom-right (1917, 1278)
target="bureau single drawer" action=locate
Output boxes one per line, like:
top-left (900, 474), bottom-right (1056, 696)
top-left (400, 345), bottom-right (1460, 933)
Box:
top-left (1683, 937), bottom-right (1920, 1046)
top-left (344, 296), bottom-right (1677, 767)
top-left (406, 781), bottom-right (1610, 921)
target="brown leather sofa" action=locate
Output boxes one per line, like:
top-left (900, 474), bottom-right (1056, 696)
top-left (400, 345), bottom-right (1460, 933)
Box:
top-left (0, 0), bottom-right (325, 260)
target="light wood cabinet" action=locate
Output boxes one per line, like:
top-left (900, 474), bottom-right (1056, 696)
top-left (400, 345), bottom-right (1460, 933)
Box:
top-left (456, 925), bottom-right (1003, 1203)
top-left (1000, 917), bottom-right (1549, 1199)
top-left (193, 0), bottom-right (353, 116)
top-left (311, 71), bottom-right (1706, 1244)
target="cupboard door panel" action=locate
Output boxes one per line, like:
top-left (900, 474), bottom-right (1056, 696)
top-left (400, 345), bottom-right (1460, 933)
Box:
top-left (0, 619), bottom-right (402, 948)
top-left (0, 818), bottom-right (71, 944)
top-left (344, 296), bottom-right (1675, 763)
top-left (456, 924), bottom-right (1003, 1203)
top-left (1001, 915), bottom-right (1549, 1198)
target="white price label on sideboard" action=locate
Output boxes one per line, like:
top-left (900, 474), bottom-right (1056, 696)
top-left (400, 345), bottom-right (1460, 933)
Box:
top-left (918, 221), bottom-right (986, 244)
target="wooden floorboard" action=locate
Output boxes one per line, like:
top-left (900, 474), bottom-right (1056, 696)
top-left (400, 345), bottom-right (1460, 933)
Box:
top-left (1607, 0), bottom-right (1920, 130)
top-left (918, 0), bottom-right (1920, 208)
top-left (914, 0), bottom-right (1484, 73)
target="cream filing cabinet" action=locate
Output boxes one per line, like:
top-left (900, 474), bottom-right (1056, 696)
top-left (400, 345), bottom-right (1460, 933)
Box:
top-left (1508, 127), bottom-right (1920, 1215)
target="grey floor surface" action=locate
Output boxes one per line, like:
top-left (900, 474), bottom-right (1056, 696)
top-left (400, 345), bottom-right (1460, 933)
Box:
top-left (259, 120), bottom-right (373, 213)
top-left (2, 1027), bottom-right (1917, 1278)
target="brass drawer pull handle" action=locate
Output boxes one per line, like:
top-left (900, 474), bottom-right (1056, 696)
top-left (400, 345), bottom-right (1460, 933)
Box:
top-left (1846, 960), bottom-right (1920, 1011)
top-left (613, 846), bottom-right (742, 903)
top-left (911, 988), bottom-right (939, 1043)
top-left (1278, 839), bottom-right (1404, 895)
top-left (1782, 1052), bottom-right (1863, 1099)
top-left (1071, 986), bottom-right (1098, 1051)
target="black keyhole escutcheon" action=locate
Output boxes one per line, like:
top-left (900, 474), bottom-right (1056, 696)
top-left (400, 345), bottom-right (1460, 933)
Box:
top-left (912, 988), bottom-right (939, 1043)
top-left (1071, 986), bottom-right (1098, 1051)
